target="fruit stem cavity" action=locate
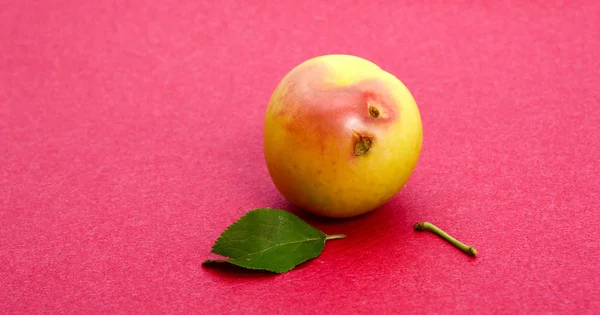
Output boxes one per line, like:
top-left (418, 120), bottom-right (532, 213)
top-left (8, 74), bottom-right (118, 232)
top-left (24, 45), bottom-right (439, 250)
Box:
top-left (414, 222), bottom-right (477, 257)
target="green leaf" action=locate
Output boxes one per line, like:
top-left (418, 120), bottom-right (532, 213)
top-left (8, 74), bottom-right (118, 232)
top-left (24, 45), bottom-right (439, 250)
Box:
top-left (203, 208), bottom-right (345, 274)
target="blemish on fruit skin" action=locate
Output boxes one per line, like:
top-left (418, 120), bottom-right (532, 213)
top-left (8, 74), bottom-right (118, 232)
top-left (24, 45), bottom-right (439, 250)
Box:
top-left (368, 105), bottom-right (380, 118)
top-left (352, 129), bottom-right (374, 156)
top-left (274, 63), bottom-right (399, 154)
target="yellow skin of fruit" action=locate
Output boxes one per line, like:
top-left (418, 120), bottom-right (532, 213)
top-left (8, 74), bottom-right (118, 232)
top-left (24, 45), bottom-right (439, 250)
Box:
top-left (264, 54), bottom-right (423, 218)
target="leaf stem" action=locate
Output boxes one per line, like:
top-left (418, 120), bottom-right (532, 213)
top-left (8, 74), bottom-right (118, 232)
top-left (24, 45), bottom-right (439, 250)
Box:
top-left (414, 222), bottom-right (477, 257)
top-left (325, 234), bottom-right (347, 241)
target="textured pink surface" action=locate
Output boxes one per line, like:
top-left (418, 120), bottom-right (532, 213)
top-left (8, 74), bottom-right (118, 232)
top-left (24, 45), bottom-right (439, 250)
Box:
top-left (1, 1), bottom-right (599, 313)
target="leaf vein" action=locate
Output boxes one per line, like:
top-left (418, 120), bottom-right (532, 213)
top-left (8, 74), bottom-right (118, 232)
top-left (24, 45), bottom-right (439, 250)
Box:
top-left (234, 237), bottom-right (322, 259)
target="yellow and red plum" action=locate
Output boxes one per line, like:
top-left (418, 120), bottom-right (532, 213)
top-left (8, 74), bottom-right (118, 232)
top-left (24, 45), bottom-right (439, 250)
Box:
top-left (264, 55), bottom-right (423, 218)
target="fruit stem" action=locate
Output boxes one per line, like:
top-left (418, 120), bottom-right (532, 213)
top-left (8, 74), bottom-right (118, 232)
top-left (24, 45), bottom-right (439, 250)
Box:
top-left (325, 234), bottom-right (347, 241)
top-left (414, 222), bottom-right (477, 257)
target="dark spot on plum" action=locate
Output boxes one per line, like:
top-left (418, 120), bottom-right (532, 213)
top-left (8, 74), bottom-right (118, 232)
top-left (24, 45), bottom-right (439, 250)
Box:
top-left (368, 105), bottom-right (380, 118)
top-left (352, 130), bottom-right (373, 156)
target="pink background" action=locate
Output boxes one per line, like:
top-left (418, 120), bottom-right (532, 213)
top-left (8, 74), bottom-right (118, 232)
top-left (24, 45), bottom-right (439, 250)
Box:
top-left (2, 1), bottom-right (599, 313)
